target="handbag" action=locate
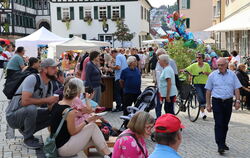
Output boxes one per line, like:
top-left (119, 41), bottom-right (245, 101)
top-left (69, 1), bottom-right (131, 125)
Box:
top-left (43, 108), bottom-right (73, 158)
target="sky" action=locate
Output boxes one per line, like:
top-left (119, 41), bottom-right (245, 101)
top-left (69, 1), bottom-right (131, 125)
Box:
top-left (148, 0), bottom-right (177, 8)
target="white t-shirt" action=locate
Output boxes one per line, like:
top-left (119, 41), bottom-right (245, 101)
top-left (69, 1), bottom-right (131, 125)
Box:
top-left (231, 55), bottom-right (240, 66)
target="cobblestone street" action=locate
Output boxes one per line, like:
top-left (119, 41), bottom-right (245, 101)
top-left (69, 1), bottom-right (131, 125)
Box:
top-left (0, 77), bottom-right (250, 158)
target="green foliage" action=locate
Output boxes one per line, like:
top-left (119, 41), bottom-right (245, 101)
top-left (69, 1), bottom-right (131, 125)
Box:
top-left (166, 40), bottom-right (206, 70)
top-left (113, 21), bottom-right (134, 47)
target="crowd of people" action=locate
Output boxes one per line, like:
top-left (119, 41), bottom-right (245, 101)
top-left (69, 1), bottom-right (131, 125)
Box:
top-left (0, 39), bottom-right (249, 158)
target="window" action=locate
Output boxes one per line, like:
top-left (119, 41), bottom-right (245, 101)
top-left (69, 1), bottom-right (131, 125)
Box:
top-left (62, 8), bottom-right (70, 19)
top-left (99, 6), bottom-right (107, 19)
top-left (213, 6), bottom-right (217, 17)
top-left (181, 0), bottom-right (190, 9)
top-left (217, 1), bottom-right (221, 16)
top-left (85, 8), bottom-right (92, 18)
top-left (144, 8), bottom-right (147, 20)
top-left (112, 6), bottom-right (120, 19)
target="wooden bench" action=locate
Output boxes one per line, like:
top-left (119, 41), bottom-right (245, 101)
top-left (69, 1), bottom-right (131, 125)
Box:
top-left (84, 136), bottom-right (117, 156)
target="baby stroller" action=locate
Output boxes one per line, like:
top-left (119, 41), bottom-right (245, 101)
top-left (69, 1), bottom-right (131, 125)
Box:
top-left (119, 86), bottom-right (158, 130)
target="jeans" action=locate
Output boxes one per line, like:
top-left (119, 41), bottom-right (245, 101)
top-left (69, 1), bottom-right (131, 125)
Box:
top-left (194, 84), bottom-right (206, 107)
top-left (123, 93), bottom-right (140, 116)
top-left (114, 80), bottom-right (123, 109)
top-left (212, 98), bottom-right (233, 148)
top-left (93, 86), bottom-right (102, 105)
top-left (6, 105), bottom-right (51, 140)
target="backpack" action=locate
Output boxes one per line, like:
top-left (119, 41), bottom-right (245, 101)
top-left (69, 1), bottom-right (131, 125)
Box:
top-left (79, 53), bottom-right (89, 71)
top-left (3, 71), bottom-right (41, 100)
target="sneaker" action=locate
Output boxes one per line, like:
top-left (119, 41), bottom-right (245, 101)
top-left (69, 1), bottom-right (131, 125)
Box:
top-left (19, 129), bottom-right (40, 143)
top-left (23, 138), bottom-right (43, 149)
top-left (202, 115), bottom-right (207, 120)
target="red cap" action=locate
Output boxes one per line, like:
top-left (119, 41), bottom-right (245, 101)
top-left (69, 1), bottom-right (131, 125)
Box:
top-left (155, 114), bottom-right (185, 133)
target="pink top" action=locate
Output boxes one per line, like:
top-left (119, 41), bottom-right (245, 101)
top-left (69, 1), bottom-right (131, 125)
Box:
top-left (81, 57), bottom-right (90, 81)
top-left (71, 97), bottom-right (92, 125)
top-left (112, 129), bottom-right (149, 158)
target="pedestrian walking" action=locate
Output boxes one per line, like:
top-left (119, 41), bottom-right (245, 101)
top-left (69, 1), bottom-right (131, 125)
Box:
top-left (205, 57), bottom-right (242, 155)
top-left (158, 54), bottom-right (178, 115)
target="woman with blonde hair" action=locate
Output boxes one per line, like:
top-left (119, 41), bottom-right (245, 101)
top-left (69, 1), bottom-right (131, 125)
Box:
top-left (112, 111), bottom-right (155, 158)
top-left (50, 78), bottom-right (112, 157)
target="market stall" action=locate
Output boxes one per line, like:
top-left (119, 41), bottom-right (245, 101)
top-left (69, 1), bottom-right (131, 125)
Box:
top-left (48, 36), bottom-right (110, 59)
top-left (15, 27), bottom-right (68, 57)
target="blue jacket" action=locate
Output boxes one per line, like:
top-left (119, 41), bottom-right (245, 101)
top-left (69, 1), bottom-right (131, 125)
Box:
top-left (85, 61), bottom-right (102, 88)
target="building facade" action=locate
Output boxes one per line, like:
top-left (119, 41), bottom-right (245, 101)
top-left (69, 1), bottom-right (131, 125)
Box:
top-left (0, 0), bottom-right (51, 40)
top-left (179, 0), bottom-right (213, 32)
top-left (224, 0), bottom-right (250, 57)
top-left (212, 0), bottom-right (226, 49)
top-left (50, 0), bottom-right (152, 48)
top-left (209, 0), bottom-right (250, 58)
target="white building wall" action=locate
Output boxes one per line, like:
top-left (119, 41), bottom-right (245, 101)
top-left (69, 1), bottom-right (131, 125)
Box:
top-left (50, 1), bottom-right (150, 48)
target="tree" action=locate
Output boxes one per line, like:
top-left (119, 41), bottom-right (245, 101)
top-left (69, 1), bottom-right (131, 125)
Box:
top-left (113, 21), bottom-right (134, 47)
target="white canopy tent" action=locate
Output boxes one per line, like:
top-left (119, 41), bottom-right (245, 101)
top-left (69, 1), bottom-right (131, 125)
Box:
top-left (48, 36), bottom-right (110, 58)
top-left (205, 8), bottom-right (250, 31)
top-left (15, 27), bottom-right (68, 57)
top-left (142, 39), bottom-right (167, 45)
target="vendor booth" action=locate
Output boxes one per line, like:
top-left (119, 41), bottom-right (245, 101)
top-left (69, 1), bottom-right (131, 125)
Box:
top-left (15, 27), bottom-right (67, 57)
top-left (48, 36), bottom-right (110, 59)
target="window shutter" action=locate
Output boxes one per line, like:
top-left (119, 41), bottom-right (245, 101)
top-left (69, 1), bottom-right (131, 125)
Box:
top-left (141, 6), bottom-right (143, 19)
top-left (94, 6), bottom-right (98, 19)
top-left (69, 34), bottom-right (74, 38)
top-left (57, 7), bottom-right (61, 20)
top-left (70, 7), bottom-right (74, 20)
top-left (79, 7), bottom-right (84, 19)
top-left (82, 34), bottom-right (86, 40)
top-left (120, 5), bottom-right (125, 19)
top-left (147, 10), bottom-right (150, 22)
top-left (186, 18), bottom-right (190, 28)
top-left (107, 6), bottom-right (111, 19)
top-left (187, 0), bottom-right (190, 9)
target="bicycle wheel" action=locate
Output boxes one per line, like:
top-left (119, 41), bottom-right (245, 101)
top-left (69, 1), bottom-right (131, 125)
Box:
top-left (187, 94), bottom-right (200, 122)
top-left (174, 95), bottom-right (181, 115)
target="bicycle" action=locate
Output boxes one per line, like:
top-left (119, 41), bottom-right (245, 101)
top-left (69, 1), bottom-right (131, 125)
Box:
top-left (174, 72), bottom-right (202, 122)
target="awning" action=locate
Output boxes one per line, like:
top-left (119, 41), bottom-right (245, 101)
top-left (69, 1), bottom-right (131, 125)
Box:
top-left (205, 7), bottom-right (250, 31)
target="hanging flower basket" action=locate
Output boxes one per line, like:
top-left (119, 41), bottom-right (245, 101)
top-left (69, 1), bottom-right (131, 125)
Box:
top-left (2, 0), bottom-right (10, 8)
top-left (84, 17), bottom-right (93, 25)
top-left (62, 17), bottom-right (71, 30)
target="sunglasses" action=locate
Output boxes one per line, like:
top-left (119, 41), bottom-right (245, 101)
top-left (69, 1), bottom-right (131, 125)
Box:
top-left (196, 57), bottom-right (202, 59)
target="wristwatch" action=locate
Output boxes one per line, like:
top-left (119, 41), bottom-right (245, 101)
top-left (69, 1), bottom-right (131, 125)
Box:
top-left (236, 100), bottom-right (241, 103)
top-left (84, 120), bottom-right (89, 125)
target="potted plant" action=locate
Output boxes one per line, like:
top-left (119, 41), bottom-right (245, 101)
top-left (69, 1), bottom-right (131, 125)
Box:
top-left (2, 0), bottom-right (10, 8)
top-left (115, 18), bottom-right (122, 25)
top-left (84, 17), bottom-right (93, 25)
top-left (99, 17), bottom-right (107, 22)
top-left (62, 17), bottom-right (71, 30)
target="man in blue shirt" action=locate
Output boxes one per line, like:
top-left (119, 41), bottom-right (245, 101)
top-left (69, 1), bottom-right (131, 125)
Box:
top-left (149, 114), bottom-right (184, 158)
top-left (120, 56), bottom-right (141, 115)
top-left (110, 49), bottom-right (128, 112)
top-left (205, 57), bottom-right (242, 155)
